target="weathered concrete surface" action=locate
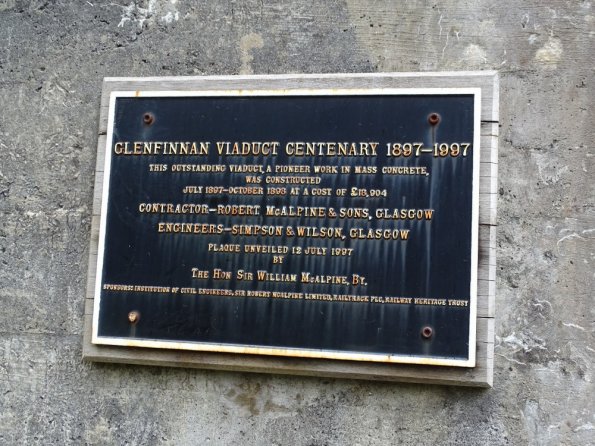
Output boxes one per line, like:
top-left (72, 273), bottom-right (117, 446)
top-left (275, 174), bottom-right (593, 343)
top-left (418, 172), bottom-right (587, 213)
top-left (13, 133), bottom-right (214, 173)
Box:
top-left (0, 0), bottom-right (593, 444)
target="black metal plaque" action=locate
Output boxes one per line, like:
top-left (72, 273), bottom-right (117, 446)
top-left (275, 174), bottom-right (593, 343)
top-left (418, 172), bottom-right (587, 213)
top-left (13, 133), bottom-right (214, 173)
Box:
top-left (92, 88), bottom-right (480, 366)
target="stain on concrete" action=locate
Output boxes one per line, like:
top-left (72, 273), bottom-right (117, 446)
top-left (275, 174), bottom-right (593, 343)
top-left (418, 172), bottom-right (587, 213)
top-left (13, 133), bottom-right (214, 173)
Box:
top-left (239, 33), bottom-right (264, 75)
top-left (534, 37), bottom-right (563, 67)
top-left (117, 0), bottom-right (181, 29)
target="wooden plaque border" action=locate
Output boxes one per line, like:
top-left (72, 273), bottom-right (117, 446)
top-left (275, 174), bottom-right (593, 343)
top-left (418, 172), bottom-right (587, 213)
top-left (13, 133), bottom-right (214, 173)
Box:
top-left (82, 72), bottom-right (498, 387)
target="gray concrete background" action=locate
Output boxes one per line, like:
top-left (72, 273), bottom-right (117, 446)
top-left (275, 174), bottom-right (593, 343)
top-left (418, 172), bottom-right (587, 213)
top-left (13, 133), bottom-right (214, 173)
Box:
top-left (0, 0), bottom-right (593, 444)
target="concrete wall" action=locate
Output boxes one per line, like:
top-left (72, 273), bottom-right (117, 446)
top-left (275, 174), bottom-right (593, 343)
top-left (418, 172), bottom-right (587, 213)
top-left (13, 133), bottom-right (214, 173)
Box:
top-left (0, 1), bottom-right (592, 444)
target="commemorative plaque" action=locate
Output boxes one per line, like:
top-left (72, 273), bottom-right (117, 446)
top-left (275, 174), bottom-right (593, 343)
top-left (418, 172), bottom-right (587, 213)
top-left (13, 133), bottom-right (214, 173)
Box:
top-left (85, 73), bottom-right (497, 385)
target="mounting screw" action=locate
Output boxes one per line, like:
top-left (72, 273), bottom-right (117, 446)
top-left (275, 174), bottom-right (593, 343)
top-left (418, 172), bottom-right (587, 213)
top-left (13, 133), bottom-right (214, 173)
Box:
top-left (128, 311), bottom-right (140, 324)
top-left (421, 326), bottom-right (433, 339)
top-left (428, 113), bottom-right (440, 126)
top-left (143, 113), bottom-right (154, 125)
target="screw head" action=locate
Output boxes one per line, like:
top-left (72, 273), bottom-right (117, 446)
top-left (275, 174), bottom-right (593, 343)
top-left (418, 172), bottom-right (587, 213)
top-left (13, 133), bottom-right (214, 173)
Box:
top-left (428, 113), bottom-right (440, 125)
top-left (421, 326), bottom-right (433, 339)
top-left (128, 311), bottom-right (140, 324)
top-left (143, 113), bottom-right (154, 125)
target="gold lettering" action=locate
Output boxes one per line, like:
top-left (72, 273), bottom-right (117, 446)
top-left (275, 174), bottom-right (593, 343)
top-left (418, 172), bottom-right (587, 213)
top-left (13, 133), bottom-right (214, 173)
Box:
top-left (285, 142), bottom-right (379, 157)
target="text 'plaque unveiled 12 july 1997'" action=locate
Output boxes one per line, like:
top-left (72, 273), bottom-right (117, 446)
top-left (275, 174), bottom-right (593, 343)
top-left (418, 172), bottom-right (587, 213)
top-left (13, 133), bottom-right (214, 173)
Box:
top-left (92, 88), bottom-right (480, 367)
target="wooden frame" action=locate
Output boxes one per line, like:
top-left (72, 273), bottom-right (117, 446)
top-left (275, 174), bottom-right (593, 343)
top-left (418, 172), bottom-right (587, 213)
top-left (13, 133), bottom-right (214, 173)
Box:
top-left (83, 72), bottom-right (498, 387)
